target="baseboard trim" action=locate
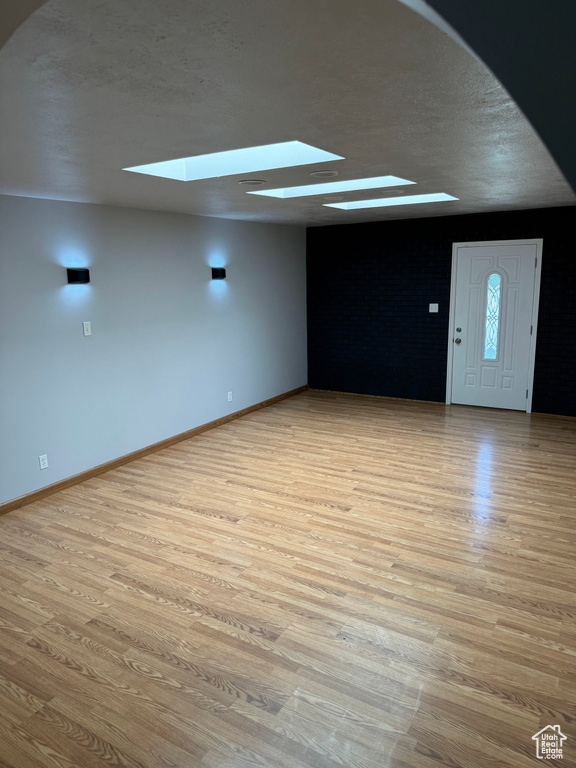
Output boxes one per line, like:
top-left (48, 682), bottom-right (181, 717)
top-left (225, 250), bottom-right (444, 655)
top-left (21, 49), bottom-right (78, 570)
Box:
top-left (309, 388), bottom-right (441, 405)
top-left (0, 385), bottom-right (309, 516)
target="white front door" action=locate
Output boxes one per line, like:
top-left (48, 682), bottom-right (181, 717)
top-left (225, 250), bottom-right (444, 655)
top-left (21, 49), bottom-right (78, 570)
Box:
top-left (449, 240), bottom-right (542, 411)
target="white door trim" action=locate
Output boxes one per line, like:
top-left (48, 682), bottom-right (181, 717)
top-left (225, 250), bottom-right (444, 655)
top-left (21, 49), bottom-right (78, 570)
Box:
top-left (446, 238), bottom-right (543, 413)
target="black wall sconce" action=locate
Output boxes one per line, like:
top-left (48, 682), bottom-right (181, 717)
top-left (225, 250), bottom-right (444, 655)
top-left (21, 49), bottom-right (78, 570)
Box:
top-left (211, 267), bottom-right (226, 280)
top-left (67, 268), bottom-right (90, 284)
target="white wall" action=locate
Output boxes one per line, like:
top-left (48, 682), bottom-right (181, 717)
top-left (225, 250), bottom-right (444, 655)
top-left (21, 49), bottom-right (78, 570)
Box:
top-left (0, 195), bottom-right (307, 504)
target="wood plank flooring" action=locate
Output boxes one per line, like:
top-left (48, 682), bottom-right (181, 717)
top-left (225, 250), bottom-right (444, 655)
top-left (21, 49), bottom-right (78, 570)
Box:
top-left (0, 390), bottom-right (575, 768)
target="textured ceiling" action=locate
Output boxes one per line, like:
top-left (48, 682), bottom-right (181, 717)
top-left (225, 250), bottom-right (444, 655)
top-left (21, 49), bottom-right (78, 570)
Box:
top-left (0, 0), bottom-right (573, 225)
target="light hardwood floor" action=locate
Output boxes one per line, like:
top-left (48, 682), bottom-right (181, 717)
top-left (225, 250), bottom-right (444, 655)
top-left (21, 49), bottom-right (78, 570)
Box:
top-left (0, 390), bottom-right (575, 768)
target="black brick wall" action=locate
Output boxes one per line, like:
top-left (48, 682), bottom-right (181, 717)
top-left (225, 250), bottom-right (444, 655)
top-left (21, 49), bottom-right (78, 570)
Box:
top-left (307, 206), bottom-right (576, 416)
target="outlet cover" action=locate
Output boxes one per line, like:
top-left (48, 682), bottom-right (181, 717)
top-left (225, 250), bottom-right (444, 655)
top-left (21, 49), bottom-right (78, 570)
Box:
top-left (39, 454), bottom-right (49, 470)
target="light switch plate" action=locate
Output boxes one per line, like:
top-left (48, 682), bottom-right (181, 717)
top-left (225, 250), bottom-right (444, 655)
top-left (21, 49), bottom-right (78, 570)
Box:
top-left (83, 321), bottom-right (92, 336)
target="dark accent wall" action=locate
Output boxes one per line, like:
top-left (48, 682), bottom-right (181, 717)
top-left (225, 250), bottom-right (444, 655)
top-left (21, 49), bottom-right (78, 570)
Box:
top-left (307, 206), bottom-right (576, 417)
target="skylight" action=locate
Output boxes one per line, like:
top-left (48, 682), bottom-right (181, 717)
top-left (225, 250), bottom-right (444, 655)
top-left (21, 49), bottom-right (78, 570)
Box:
top-left (324, 192), bottom-right (458, 210)
top-left (246, 175), bottom-right (415, 198)
top-left (123, 141), bottom-right (344, 182)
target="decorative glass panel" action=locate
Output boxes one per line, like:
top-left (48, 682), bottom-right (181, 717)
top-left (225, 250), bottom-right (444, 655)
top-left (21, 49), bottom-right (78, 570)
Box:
top-left (483, 273), bottom-right (501, 360)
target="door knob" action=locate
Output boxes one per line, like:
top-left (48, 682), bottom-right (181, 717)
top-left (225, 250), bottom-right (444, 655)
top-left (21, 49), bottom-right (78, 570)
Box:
top-left (455, 338), bottom-right (462, 344)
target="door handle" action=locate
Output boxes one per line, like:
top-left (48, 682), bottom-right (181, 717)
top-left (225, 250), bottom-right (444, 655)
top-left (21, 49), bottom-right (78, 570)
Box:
top-left (455, 338), bottom-right (462, 344)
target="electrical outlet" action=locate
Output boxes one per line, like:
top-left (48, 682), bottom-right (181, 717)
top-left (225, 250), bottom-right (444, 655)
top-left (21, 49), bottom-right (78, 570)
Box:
top-left (39, 454), bottom-right (49, 470)
top-left (228, 391), bottom-right (233, 402)
top-left (83, 321), bottom-right (92, 336)
top-left (429, 303), bottom-right (439, 313)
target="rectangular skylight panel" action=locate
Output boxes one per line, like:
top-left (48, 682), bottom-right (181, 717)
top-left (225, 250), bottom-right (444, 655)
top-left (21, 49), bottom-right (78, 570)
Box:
top-left (324, 192), bottom-right (458, 209)
top-left (124, 141), bottom-right (343, 182)
top-left (247, 175), bottom-right (415, 198)
top-left (124, 158), bottom-right (187, 181)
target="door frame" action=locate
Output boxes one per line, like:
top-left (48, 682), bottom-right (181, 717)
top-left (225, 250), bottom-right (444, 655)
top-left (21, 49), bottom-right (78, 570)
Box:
top-left (446, 238), bottom-right (543, 413)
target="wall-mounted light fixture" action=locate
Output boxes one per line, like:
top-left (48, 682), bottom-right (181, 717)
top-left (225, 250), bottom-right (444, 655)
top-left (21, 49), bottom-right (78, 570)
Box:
top-left (211, 267), bottom-right (226, 280)
top-left (67, 268), bottom-right (90, 284)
